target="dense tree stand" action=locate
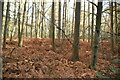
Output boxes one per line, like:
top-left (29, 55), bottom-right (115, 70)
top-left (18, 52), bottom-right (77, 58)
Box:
top-left (1, 0), bottom-right (120, 78)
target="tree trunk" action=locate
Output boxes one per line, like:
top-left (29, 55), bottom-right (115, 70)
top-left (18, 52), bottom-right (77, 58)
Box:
top-left (64, 2), bottom-right (67, 37)
top-left (110, 1), bottom-right (114, 53)
top-left (18, 3), bottom-right (21, 47)
top-left (7, 8), bottom-right (11, 39)
top-left (41, 2), bottom-right (44, 38)
top-left (2, 2), bottom-right (4, 20)
top-left (91, 0), bottom-right (94, 46)
top-left (62, 1), bottom-right (65, 39)
top-left (71, 2), bottom-right (81, 62)
top-left (71, 0), bottom-right (75, 38)
top-left (31, 3), bottom-right (34, 38)
top-left (18, 1), bottom-right (27, 47)
top-left (3, 2), bottom-right (10, 48)
top-left (58, 0), bottom-right (61, 40)
top-left (26, 14), bottom-right (28, 38)
top-left (26, 3), bottom-right (29, 37)
top-left (35, 3), bottom-right (38, 38)
top-left (82, 0), bottom-right (85, 41)
top-left (39, 9), bottom-right (42, 38)
top-left (91, 0), bottom-right (103, 69)
top-left (51, 1), bottom-right (56, 52)
top-left (0, 1), bottom-right (3, 78)
top-left (88, 1), bottom-right (90, 43)
top-left (39, 2), bottom-right (42, 38)
top-left (115, 2), bottom-right (117, 44)
top-left (10, 2), bottom-right (16, 42)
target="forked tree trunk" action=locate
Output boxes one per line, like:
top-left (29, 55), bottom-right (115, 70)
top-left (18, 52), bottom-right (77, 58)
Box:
top-left (91, 0), bottom-right (103, 69)
top-left (18, 1), bottom-right (27, 47)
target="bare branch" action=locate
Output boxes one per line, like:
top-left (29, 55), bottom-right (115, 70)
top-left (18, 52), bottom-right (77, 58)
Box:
top-left (87, 0), bottom-right (97, 8)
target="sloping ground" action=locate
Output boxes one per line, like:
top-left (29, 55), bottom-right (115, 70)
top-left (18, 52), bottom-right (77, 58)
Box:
top-left (2, 38), bottom-right (120, 78)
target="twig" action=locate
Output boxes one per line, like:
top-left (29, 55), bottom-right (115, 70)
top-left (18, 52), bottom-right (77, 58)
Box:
top-left (9, 48), bottom-right (16, 55)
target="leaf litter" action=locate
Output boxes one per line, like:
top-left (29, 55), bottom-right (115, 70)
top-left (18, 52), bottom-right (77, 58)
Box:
top-left (3, 38), bottom-right (120, 78)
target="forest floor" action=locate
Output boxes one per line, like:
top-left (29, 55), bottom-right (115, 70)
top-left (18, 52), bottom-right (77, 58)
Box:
top-left (2, 38), bottom-right (120, 78)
